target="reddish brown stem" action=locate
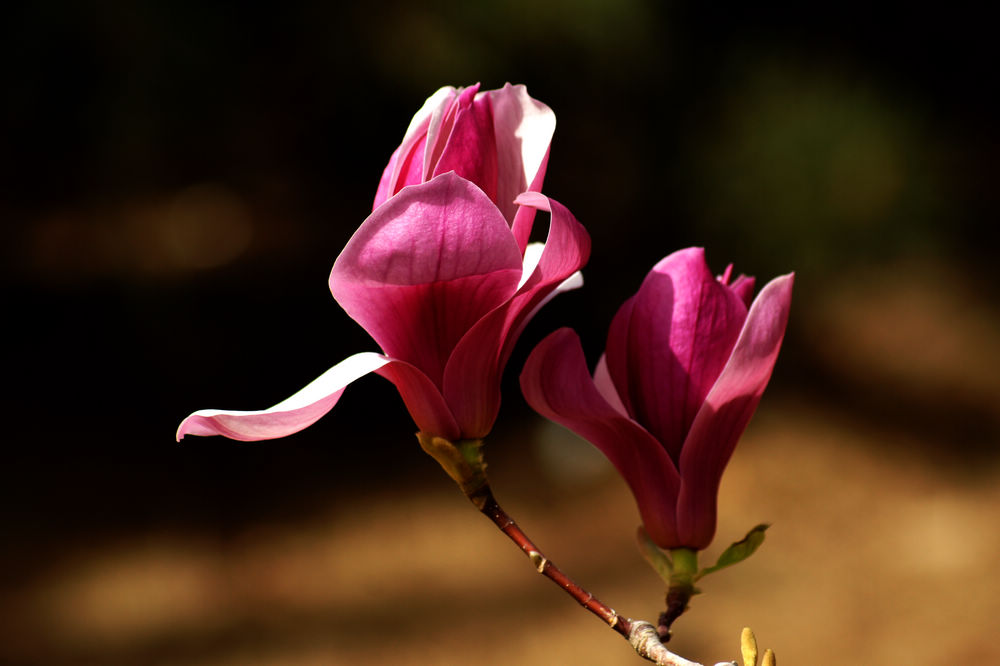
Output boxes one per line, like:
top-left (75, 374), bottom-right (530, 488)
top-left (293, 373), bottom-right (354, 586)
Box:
top-left (478, 488), bottom-right (633, 639)
top-left (416, 434), bottom-right (709, 665)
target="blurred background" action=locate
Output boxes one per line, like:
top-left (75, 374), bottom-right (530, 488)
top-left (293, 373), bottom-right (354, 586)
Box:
top-left (2, 2), bottom-right (998, 664)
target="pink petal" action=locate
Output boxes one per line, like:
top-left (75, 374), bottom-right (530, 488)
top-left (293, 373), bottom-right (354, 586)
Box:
top-left (175, 352), bottom-right (391, 442)
top-left (423, 86), bottom-right (470, 178)
top-left (488, 83), bottom-right (556, 228)
top-left (520, 329), bottom-right (683, 549)
top-left (439, 192), bottom-right (589, 438)
top-left (331, 172), bottom-right (523, 388)
top-left (676, 273), bottom-right (794, 549)
top-left (431, 86), bottom-right (498, 204)
top-left (613, 247), bottom-right (748, 463)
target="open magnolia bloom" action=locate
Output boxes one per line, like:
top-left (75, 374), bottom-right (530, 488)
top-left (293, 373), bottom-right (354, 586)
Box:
top-left (374, 82), bottom-right (555, 253)
top-left (520, 248), bottom-right (793, 550)
top-left (177, 172), bottom-right (589, 443)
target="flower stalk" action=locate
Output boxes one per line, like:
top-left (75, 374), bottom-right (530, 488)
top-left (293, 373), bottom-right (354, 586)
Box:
top-left (659, 547), bottom-right (698, 640)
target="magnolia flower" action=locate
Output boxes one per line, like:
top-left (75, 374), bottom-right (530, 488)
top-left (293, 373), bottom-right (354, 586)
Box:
top-left (520, 248), bottom-right (793, 550)
top-left (178, 172), bottom-right (589, 443)
top-left (374, 82), bottom-right (555, 253)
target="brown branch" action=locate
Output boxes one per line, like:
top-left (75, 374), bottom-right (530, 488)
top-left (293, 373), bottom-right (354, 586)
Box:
top-left (478, 489), bottom-right (628, 636)
top-left (479, 487), bottom-right (735, 666)
top-left (416, 433), bottom-right (736, 666)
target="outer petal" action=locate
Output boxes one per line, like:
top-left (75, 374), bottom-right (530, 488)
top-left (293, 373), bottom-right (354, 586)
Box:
top-left (487, 83), bottom-right (556, 230)
top-left (176, 352), bottom-right (391, 442)
top-left (676, 273), bottom-right (795, 549)
top-left (373, 86), bottom-right (455, 208)
top-left (331, 172), bottom-right (523, 387)
top-left (501, 192), bottom-right (591, 365)
top-left (617, 248), bottom-right (748, 463)
top-left (440, 192), bottom-right (590, 438)
top-left (520, 329), bottom-right (683, 549)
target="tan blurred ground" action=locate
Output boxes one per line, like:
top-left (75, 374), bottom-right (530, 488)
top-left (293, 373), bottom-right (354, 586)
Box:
top-left (3, 394), bottom-right (998, 665)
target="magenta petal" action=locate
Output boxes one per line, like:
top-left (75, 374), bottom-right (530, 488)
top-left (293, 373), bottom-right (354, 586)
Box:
top-left (439, 192), bottom-right (589, 438)
top-left (623, 247), bottom-right (748, 462)
top-left (520, 329), bottom-right (683, 549)
top-left (175, 352), bottom-right (391, 442)
top-left (488, 83), bottom-right (556, 228)
top-left (676, 273), bottom-right (795, 549)
top-left (331, 172), bottom-right (523, 387)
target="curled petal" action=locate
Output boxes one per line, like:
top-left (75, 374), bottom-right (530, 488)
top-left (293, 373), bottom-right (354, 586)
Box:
top-left (502, 193), bottom-right (590, 365)
top-left (440, 193), bottom-right (589, 438)
top-left (176, 352), bottom-right (391, 442)
top-left (331, 172), bottom-right (523, 386)
top-left (520, 329), bottom-right (683, 549)
top-left (677, 273), bottom-right (795, 548)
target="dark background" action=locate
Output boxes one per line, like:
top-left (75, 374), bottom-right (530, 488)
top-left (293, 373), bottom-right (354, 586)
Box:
top-left (2, 2), bottom-right (998, 664)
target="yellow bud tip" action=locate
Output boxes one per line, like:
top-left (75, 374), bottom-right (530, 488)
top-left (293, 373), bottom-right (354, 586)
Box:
top-left (740, 627), bottom-right (758, 666)
top-left (762, 648), bottom-right (776, 666)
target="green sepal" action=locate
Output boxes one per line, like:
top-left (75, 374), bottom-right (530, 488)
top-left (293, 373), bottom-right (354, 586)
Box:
top-left (636, 527), bottom-right (674, 585)
top-left (696, 523), bottom-right (769, 580)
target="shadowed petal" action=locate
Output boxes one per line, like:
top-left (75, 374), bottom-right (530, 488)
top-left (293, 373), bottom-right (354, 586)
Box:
top-left (603, 294), bottom-right (638, 419)
top-left (331, 172), bottom-right (523, 387)
top-left (729, 274), bottom-right (756, 308)
top-left (676, 273), bottom-right (794, 549)
top-left (520, 329), bottom-right (684, 548)
top-left (593, 354), bottom-right (628, 417)
top-left (176, 352), bottom-right (391, 442)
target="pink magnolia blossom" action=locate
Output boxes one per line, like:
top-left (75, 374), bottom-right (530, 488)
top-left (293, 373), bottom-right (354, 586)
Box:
top-left (520, 248), bottom-right (793, 550)
top-left (177, 172), bottom-right (590, 443)
top-left (374, 83), bottom-right (555, 253)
